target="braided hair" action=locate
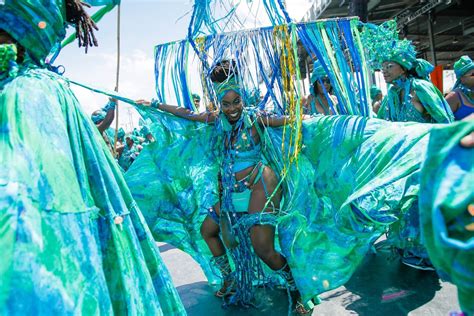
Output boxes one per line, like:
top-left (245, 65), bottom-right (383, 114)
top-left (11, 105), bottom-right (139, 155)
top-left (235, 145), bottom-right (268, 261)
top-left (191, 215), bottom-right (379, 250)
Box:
top-left (65, 0), bottom-right (98, 52)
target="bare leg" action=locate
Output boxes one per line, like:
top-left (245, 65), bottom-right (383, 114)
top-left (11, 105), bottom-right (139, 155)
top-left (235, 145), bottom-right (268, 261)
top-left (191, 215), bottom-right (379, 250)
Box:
top-left (248, 166), bottom-right (285, 270)
top-left (200, 202), bottom-right (225, 257)
top-left (200, 202), bottom-right (235, 296)
top-left (248, 167), bottom-right (311, 314)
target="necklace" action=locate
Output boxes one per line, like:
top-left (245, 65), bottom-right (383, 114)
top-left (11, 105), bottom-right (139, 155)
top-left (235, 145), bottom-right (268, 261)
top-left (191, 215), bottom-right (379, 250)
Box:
top-left (388, 77), bottom-right (413, 120)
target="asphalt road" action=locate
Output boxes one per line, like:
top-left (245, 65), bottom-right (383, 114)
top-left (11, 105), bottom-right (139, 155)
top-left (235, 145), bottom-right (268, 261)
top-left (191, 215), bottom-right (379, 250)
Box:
top-left (159, 242), bottom-right (461, 316)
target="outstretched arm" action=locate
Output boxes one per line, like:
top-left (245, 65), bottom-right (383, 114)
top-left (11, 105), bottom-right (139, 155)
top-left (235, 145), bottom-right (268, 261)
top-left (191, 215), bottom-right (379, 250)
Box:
top-left (96, 98), bottom-right (117, 134)
top-left (135, 99), bottom-right (217, 124)
top-left (257, 113), bottom-right (290, 127)
top-left (256, 111), bottom-right (311, 127)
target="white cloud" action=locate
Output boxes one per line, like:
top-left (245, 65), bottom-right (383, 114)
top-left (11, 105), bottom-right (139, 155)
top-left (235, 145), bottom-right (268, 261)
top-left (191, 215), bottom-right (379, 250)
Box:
top-left (62, 48), bottom-right (155, 132)
top-left (286, 0), bottom-right (314, 21)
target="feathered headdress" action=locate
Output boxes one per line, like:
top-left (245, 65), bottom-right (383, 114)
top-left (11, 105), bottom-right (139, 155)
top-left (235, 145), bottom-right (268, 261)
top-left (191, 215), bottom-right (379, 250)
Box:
top-left (361, 20), bottom-right (434, 79)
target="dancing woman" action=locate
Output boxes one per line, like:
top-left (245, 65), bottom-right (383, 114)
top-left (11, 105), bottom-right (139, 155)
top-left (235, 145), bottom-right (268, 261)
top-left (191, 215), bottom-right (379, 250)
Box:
top-left (136, 60), bottom-right (312, 314)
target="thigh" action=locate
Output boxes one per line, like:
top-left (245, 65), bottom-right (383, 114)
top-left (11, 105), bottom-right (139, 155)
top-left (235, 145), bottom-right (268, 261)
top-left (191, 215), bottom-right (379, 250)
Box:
top-left (250, 224), bottom-right (276, 249)
top-left (248, 166), bottom-right (281, 214)
top-left (201, 213), bottom-right (220, 237)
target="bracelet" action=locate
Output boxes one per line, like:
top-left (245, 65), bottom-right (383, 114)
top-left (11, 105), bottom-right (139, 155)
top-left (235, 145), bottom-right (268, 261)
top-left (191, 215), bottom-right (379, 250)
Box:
top-left (103, 100), bottom-right (117, 112)
top-left (151, 99), bottom-right (161, 109)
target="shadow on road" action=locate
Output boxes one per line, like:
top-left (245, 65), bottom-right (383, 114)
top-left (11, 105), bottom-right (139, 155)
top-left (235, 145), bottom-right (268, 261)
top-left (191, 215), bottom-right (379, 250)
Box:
top-left (176, 250), bottom-right (448, 315)
top-left (177, 281), bottom-right (293, 316)
top-left (342, 252), bottom-right (441, 315)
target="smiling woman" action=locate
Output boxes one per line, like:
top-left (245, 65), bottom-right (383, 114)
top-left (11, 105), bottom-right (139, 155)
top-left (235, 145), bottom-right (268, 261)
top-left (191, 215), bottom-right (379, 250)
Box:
top-left (134, 58), bottom-right (314, 313)
top-left (221, 90), bottom-right (244, 121)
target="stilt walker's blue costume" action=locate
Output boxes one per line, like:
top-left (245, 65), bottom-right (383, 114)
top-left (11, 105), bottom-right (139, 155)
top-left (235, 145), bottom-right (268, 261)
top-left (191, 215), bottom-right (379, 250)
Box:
top-left (0, 1), bottom-right (185, 314)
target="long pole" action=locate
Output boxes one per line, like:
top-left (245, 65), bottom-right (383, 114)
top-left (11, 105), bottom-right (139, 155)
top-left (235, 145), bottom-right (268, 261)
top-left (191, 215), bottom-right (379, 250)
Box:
top-left (113, 4), bottom-right (121, 157)
top-left (427, 11), bottom-right (437, 65)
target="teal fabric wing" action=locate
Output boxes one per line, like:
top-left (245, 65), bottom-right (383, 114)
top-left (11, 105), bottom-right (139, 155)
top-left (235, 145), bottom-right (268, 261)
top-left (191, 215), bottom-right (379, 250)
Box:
top-left (267, 115), bottom-right (432, 302)
top-left (412, 78), bottom-right (454, 123)
top-left (125, 107), bottom-right (221, 284)
top-left (419, 121), bottom-right (474, 314)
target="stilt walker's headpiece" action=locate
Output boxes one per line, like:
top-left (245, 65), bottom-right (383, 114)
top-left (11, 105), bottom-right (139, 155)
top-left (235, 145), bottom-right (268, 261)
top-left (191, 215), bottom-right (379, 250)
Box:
top-left (0, 0), bottom-right (67, 64)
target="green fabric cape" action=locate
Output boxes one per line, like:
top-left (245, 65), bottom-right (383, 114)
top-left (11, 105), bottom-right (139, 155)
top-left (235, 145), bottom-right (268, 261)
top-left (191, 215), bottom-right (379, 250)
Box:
top-left (0, 66), bottom-right (185, 315)
top-left (125, 106), bottom-right (462, 304)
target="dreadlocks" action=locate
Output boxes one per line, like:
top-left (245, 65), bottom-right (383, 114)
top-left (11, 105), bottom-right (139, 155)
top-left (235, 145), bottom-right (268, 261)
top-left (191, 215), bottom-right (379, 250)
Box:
top-left (65, 0), bottom-right (99, 53)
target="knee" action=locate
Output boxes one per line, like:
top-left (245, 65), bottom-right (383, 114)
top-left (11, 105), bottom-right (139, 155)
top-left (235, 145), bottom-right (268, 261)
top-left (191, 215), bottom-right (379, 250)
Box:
top-left (253, 241), bottom-right (277, 263)
top-left (200, 221), bottom-right (218, 240)
top-left (200, 224), bottom-right (208, 239)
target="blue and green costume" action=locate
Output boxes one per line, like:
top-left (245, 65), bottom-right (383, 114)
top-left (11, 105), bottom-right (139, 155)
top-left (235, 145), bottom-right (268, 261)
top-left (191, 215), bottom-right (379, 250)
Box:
top-left (361, 20), bottom-right (455, 265)
top-left (124, 75), bottom-right (473, 309)
top-left (362, 21), bottom-right (453, 124)
top-left (0, 0), bottom-right (184, 314)
top-left (451, 55), bottom-right (474, 121)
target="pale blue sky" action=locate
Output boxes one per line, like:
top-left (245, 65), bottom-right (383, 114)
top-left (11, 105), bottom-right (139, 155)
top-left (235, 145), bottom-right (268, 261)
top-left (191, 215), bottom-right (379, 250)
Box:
top-left (55, 0), bottom-right (312, 130)
top-left (56, 1), bottom-right (193, 130)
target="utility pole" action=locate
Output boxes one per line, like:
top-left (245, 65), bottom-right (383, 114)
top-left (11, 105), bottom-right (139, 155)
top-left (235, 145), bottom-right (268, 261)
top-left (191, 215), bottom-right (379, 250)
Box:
top-left (427, 11), bottom-right (437, 65)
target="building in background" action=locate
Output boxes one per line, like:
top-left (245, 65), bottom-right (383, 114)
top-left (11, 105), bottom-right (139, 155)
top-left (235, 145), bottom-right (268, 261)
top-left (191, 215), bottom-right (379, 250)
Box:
top-left (302, 0), bottom-right (473, 69)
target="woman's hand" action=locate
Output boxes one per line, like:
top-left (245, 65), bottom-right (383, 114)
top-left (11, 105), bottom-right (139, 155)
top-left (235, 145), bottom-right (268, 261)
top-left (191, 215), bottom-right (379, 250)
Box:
top-left (135, 99), bottom-right (151, 106)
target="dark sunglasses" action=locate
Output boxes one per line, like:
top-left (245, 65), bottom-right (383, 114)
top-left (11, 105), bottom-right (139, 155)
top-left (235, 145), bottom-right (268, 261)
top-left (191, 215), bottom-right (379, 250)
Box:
top-left (320, 77), bottom-right (331, 84)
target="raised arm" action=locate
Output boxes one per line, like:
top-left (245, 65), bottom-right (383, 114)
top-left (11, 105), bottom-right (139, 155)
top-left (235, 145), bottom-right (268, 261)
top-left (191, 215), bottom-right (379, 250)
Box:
top-left (96, 98), bottom-right (117, 134)
top-left (135, 99), bottom-right (217, 124)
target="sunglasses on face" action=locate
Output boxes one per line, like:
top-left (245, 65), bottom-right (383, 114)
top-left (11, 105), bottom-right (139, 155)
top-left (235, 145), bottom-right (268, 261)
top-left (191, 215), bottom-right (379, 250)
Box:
top-left (320, 77), bottom-right (331, 84)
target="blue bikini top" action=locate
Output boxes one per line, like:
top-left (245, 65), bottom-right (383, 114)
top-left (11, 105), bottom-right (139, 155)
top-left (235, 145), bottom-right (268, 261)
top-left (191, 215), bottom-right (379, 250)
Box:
top-left (220, 111), bottom-right (263, 173)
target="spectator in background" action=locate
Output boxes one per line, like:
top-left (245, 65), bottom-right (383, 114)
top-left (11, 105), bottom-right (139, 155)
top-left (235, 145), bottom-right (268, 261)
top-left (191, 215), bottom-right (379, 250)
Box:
top-left (91, 98), bottom-right (117, 153)
top-left (118, 135), bottom-right (140, 171)
top-left (192, 93), bottom-right (201, 109)
top-left (445, 55), bottom-right (474, 121)
top-left (140, 125), bottom-right (155, 144)
top-left (370, 85), bottom-right (383, 114)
